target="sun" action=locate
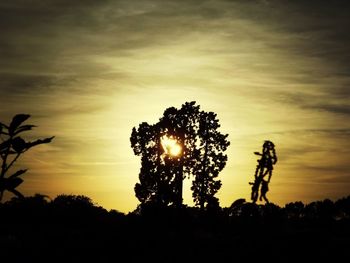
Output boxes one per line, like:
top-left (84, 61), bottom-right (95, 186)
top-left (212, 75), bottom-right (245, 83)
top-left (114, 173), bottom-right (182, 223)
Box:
top-left (161, 135), bottom-right (182, 157)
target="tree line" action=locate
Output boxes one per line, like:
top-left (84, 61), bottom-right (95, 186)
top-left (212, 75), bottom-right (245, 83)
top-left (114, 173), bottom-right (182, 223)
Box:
top-left (1, 194), bottom-right (350, 223)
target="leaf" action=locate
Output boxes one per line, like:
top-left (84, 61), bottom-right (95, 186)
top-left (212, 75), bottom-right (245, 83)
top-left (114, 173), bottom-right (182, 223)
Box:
top-left (0, 122), bottom-right (9, 131)
top-left (9, 114), bottom-right (30, 135)
top-left (0, 139), bottom-right (11, 153)
top-left (9, 169), bottom-right (28, 178)
top-left (11, 137), bottom-right (26, 153)
top-left (11, 177), bottom-right (23, 188)
top-left (26, 136), bottom-right (54, 149)
top-left (14, 125), bottom-right (36, 135)
top-left (9, 188), bottom-right (24, 199)
top-left (2, 177), bottom-right (23, 190)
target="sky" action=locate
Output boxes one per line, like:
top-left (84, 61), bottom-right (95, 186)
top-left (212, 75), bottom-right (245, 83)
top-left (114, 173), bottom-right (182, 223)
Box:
top-left (0, 0), bottom-right (349, 213)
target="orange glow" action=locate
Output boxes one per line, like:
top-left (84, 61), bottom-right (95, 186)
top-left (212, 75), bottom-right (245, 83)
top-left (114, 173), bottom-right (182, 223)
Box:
top-left (161, 135), bottom-right (182, 157)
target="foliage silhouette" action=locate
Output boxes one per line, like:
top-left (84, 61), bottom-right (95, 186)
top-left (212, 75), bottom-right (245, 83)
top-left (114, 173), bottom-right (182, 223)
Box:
top-left (284, 201), bottom-right (305, 220)
top-left (250, 140), bottom-right (277, 203)
top-left (131, 102), bottom-right (229, 211)
top-left (0, 194), bottom-right (349, 261)
top-left (191, 110), bottom-right (230, 210)
top-left (259, 179), bottom-right (269, 203)
top-left (0, 114), bottom-right (54, 201)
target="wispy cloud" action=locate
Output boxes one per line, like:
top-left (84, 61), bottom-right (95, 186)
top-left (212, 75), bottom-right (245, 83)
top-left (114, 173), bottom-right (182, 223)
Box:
top-left (1, 0), bottom-right (349, 211)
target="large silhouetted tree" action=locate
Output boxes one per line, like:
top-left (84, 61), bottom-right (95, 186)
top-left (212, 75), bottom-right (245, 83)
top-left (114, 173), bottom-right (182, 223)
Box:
top-left (130, 102), bottom-right (229, 210)
top-left (131, 121), bottom-right (179, 206)
top-left (191, 111), bottom-right (230, 210)
top-left (0, 114), bottom-right (54, 201)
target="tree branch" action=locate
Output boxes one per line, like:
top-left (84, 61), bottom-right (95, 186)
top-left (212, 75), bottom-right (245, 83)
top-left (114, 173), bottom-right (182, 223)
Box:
top-left (0, 144), bottom-right (10, 179)
top-left (4, 152), bottom-right (22, 175)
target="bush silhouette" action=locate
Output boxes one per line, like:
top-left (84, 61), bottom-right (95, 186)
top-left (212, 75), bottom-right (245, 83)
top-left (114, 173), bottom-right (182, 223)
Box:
top-left (1, 194), bottom-right (349, 262)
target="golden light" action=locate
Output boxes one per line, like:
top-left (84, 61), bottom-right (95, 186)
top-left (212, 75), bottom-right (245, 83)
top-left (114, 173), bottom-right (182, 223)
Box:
top-left (161, 135), bottom-right (182, 157)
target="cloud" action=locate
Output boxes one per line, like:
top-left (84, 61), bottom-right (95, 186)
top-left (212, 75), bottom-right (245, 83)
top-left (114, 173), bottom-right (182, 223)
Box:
top-left (309, 104), bottom-right (350, 116)
top-left (1, 0), bottom-right (350, 210)
top-left (0, 73), bottom-right (75, 94)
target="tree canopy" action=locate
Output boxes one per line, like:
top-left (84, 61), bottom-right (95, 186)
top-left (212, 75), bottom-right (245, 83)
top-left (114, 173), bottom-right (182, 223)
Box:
top-left (130, 102), bottom-right (229, 210)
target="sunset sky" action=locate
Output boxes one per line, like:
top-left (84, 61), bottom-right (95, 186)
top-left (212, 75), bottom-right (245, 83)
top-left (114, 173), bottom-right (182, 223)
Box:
top-left (1, 0), bottom-right (349, 213)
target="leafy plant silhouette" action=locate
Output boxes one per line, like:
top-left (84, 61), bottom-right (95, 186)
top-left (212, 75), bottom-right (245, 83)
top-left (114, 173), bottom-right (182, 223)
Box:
top-left (250, 140), bottom-right (277, 204)
top-left (131, 101), bottom-right (229, 210)
top-left (0, 114), bottom-right (54, 201)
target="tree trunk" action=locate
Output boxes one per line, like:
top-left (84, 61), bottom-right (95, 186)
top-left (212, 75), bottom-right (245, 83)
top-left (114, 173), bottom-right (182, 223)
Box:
top-left (200, 123), bottom-right (209, 211)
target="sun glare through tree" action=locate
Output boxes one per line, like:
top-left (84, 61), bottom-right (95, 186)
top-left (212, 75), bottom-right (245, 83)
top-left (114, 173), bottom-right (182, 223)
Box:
top-left (161, 135), bottom-right (182, 157)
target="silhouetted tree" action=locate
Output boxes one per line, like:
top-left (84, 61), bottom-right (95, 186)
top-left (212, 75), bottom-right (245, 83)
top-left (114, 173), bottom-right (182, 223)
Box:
top-left (307, 199), bottom-right (336, 221)
top-left (131, 122), bottom-right (162, 205)
top-left (335, 196), bottom-right (350, 220)
top-left (131, 103), bottom-right (199, 208)
top-left (285, 201), bottom-right (305, 220)
top-left (52, 194), bottom-right (95, 209)
top-left (250, 140), bottom-right (277, 203)
top-left (130, 102), bottom-right (229, 210)
top-left (191, 111), bottom-right (229, 210)
top-left (159, 103), bottom-right (201, 207)
top-left (0, 114), bottom-right (54, 201)
top-left (259, 179), bottom-right (269, 203)
top-left (227, 198), bottom-right (247, 217)
top-left (260, 203), bottom-right (283, 223)
top-left (131, 121), bottom-right (182, 207)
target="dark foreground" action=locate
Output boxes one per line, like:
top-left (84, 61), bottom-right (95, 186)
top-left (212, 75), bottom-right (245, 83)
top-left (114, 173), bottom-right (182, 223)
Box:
top-left (1, 195), bottom-right (349, 262)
